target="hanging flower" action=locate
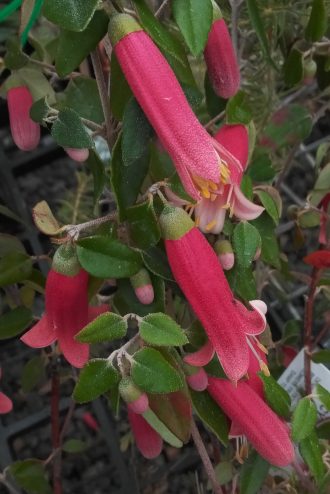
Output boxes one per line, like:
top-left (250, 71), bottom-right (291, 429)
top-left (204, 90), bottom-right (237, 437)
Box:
top-left (160, 205), bottom-right (266, 382)
top-left (204, 5), bottom-right (240, 99)
top-left (195, 124), bottom-right (264, 234)
top-left (119, 377), bottom-right (149, 414)
top-left (130, 268), bottom-right (154, 305)
top-left (7, 86), bottom-right (40, 151)
top-left (0, 368), bottom-right (13, 414)
top-left (21, 245), bottom-right (108, 368)
top-left (65, 148), bottom-right (89, 162)
top-left (208, 376), bottom-right (295, 467)
top-left (108, 13), bottom-right (242, 202)
top-left (128, 409), bottom-right (163, 459)
top-left (303, 249), bottom-right (330, 269)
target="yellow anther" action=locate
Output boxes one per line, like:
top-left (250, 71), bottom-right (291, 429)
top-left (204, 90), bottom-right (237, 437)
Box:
top-left (260, 361), bottom-right (270, 377)
top-left (195, 216), bottom-right (200, 227)
top-left (201, 188), bottom-right (211, 199)
top-left (205, 220), bottom-right (217, 231)
top-left (210, 193), bottom-right (217, 202)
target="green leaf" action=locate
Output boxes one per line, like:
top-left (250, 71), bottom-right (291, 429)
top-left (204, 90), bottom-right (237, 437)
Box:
top-left (131, 347), bottom-right (184, 393)
top-left (21, 356), bottom-right (45, 393)
top-left (226, 264), bottom-right (257, 300)
top-left (254, 189), bottom-right (280, 224)
top-left (248, 153), bottom-right (276, 182)
top-left (259, 373), bottom-right (291, 419)
top-left (62, 439), bottom-right (88, 453)
top-left (283, 48), bottom-right (304, 87)
top-left (73, 359), bottom-right (120, 403)
top-left (317, 421), bottom-right (330, 440)
top-left (141, 246), bottom-right (174, 281)
top-left (110, 136), bottom-right (149, 221)
top-left (76, 312), bottom-right (127, 343)
top-left (232, 222), bottom-right (261, 268)
top-left (110, 52), bottom-right (132, 120)
top-left (298, 209), bottom-right (320, 228)
top-left (122, 98), bottom-right (153, 166)
top-left (0, 308), bottom-right (33, 340)
top-left (310, 162), bottom-right (330, 206)
top-left (126, 201), bottom-right (160, 249)
top-left (148, 389), bottom-right (192, 443)
top-left (43, 0), bottom-right (99, 31)
top-left (133, 0), bottom-right (195, 85)
top-left (61, 76), bottom-right (104, 124)
top-left (4, 37), bottom-right (29, 70)
top-left (0, 252), bottom-right (32, 287)
top-left (204, 72), bottom-right (227, 118)
top-left (316, 384), bottom-right (330, 411)
top-left (139, 312), bottom-right (188, 346)
top-left (311, 350), bottom-right (330, 363)
top-left (55, 11), bottom-right (108, 77)
top-left (299, 432), bottom-right (326, 484)
top-left (0, 205), bottom-right (25, 225)
top-left (172, 0), bottom-right (213, 56)
top-left (239, 451), bottom-right (270, 494)
top-left (113, 274), bottom-right (165, 317)
top-left (0, 234), bottom-right (25, 258)
top-left (9, 460), bottom-right (52, 494)
top-left (281, 320), bottom-right (301, 345)
top-left (292, 398), bottom-right (318, 442)
top-left (251, 213), bottom-right (281, 269)
top-left (191, 390), bottom-right (229, 445)
top-left (77, 236), bottom-right (142, 279)
top-left (142, 408), bottom-right (183, 447)
top-left (305, 0), bottom-right (327, 42)
top-left (51, 108), bottom-right (94, 148)
top-left (85, 150), bottom-right (106, 204)
top-left (246, 0), bottom-right (276, 68)
top-left (32, 201), bottom-right (61, 235)
top-left (226, 91), bottom-right (252, 125)
top-left (30, 97), bottom-right (51, 124)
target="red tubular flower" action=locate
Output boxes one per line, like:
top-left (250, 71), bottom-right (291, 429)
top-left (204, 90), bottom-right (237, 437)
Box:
top-left (128, 409), bottom-right (163, 459)
top-left (108, 14), bottom-right (241, 202)
top-left (303, 250), bottom-right (330, 269)
top-left (160, 206), bottom-right (266, 382)
top-left (195, 124), bottom-right (264, 234)
top-left (0, 368), bottom-right (13, 414)
top-left (208, 377), bottom-right (295, 467)
top-left (204, 5), bottom-right (240, 99)
top-left (21, 245), bottom-right (108, 368)
top-left (7, 86), bottom-right (40, 151)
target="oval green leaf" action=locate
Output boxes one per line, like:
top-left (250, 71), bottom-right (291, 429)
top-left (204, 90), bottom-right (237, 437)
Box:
top-left (139, 312), bottom-right (188, 347)
top-left (73, 359), bottom-right (120, 403)
top-left (43, 0), bottom-right (99, 31)
top-left (51, 108), bottom-right (94, 149)
top-left (292, 397), bottom-right (318, 442)
top-left (76, 312), bottom-right (127, 343)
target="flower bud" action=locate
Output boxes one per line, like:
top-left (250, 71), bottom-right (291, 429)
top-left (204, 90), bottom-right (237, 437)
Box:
top-left (303, 59), bottom-right (317, 85)
top-left (65, 148), bottom-right (89, 162)
top-left (130, 268), bottom-right (154, 305)
top-left (52, 244), bottom-right (81, 277)
top-left (128, 410), bottom-right (163, 459)
top-left (7, 86), bottom-right (40, 151)
top-left (214, 239), bottom-right (235, 270)
top-left (119, 377), bottom-right (149, 414)
top-left (184, 364), bottom-right (208, 391)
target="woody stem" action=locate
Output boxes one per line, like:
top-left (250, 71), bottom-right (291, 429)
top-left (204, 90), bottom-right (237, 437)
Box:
top-left (304, 267), bottom-right (321, 394)
top-left (62, 212), bottom-right (117, 238)
top-left (191, 419), bottom-right (224, 494)
top-left (91, 49), bottom-right (113, 146)
top-left (51, 361), bottom-right (62, 494)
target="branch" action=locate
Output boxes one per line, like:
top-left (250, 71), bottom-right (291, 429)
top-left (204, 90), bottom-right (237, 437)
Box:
top-left (155, 0), bottom-right (170, 17)
top-left (59, 212), bottom-right (117, 240)
top-left (51, 363), bottom-right (62, 494)
top-left (91, 49), bottom-right (113, 146)
top-left (190, 419), bottom-right (223, 494)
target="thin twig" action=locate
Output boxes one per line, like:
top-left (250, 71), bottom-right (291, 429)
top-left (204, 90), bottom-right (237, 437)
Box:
top-left (51, 363), bottom-right (62, 494)
top-left (190, 419), bottom-right (223, 494)
top-left (304, 267), bottom-right (322, 395)
top-left (204, 111), bottom-right (225, 130)
top-left (91, 49), bottom-right (113, 146)
top-left (0, 473), bottom-right (21, 494)
top-left (275, 142), bottom-right (300, 189)
top-left (155, 0), bottom-right (170, 17)
top-left (60, 212), bottom-right (117, 240)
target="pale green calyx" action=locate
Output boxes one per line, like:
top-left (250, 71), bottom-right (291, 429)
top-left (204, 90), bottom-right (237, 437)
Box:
top-left (119, 377), bottom-right (142, 403)
top-left (130, 268), bottom-right (151, 289)
top-left (211, 0), bottom-right (223, 21)
top-left (183, 362), bottom-right (200, 376)
top-left (52, 244), bottom-right (81, 276)
top-left (159, 205), bottom-right (194, 240)
top-left (214, 239), bottom-right (233, 255)
top-left (108, 13), bottom-right (143, 47)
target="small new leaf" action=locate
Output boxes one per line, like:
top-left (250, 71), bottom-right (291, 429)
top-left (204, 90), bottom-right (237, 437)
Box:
top-left (32, 201), bottom-right (61, 235)
top-left (76, 313), bottom-right (127, 343)
top-left (51, 108), bottom-right (94, 149)
top-left (139, 312), bottom-right (188, 347)
top-left (316, 384), bottom-right (330, 411)
top-left (73, 359), bottom-right (119, 403)
top-left (292, 397), bottom-right (318, 442)
top-left (232, 222), bottom-right (261, 268)
top-left (259, 373), bottom-right (291, 419)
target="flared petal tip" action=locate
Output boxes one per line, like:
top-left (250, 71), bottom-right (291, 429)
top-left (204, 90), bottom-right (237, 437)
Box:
top-left (0, 392), bottom-right (13, 414)
top-left (186, 368), bottom-right (208, 391)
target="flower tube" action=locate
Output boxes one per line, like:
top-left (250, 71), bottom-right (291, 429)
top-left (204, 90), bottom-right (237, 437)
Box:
top-left (208, 377), bottom-right (295, 467)
top-left (160, 205), bottom-right (266, 382)
top-left (0, 368), bottom-right (13, 414)
top-left (108, 14), bottom-right (242, 202)
top-left (7, 86), bottom-right (40, 151)
top-left (128, 409), bottom-right (163, 459)
top-left (21, 245), bottom-right (108, 368)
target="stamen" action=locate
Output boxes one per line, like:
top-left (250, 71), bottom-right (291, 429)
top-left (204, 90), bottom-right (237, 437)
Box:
top-left (246, 337), bottom-right (269, 376)
top-left (260, 361), bottom-right (270, 377)
top-left (195, 216), bottom-right (200, 227)
top-left (210, 193), bottom-right (217, 202)
top-left (205, 220), bottom-right (217, 232)
top-left (252, 335), bottom-right (268, 355)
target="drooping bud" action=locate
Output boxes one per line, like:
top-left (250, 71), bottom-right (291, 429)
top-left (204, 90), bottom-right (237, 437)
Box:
top-left (128, 409), bottom-right (163, 459)
top-left (130, 268), bottom-right (154, 305)
top-left (52, 244), bottom-right (81, 277)
top-left (204, 15), bottom-right (240, 99)
top-left (159, 204), bottom-right (194, 240)
top-left (303, 59), bottom-right (317, 85)
top-left (184, 364), bottom-right (208, 391)
top-left (7, 86), bottom-right (40, 151)
top-left (214, 239), bottom-right (235, 270)
top-left (65, 148), bottom-right (89, 162)
top-left (119, 377), bottom-right (149, 414)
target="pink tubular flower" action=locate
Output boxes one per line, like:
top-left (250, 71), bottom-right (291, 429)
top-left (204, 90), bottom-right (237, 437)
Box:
top-left (21, 245), bottom-right (108, 368)
top-left (208, 377), bottom-right (295, 467)
top-left (0, 368), bottom-right (13, 414)
top-left (195, 124), bottom-right (264, 234)
top-left (7, 86), bottom-right (40, 151)
top-left (204, 12), bottom-right (240, 99)
top-left (130, 268), bottom-right (154, 305)
top-left (108, 14), bottom-right (242, 202)
top-left (65, 148), bottom-right (89, 162)
top-left (160, 206), bottom-right (266, 382)
top-left (128, 409), bottom-right (163, 459)
top-left (186, 367), bottom-right (208, 392)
